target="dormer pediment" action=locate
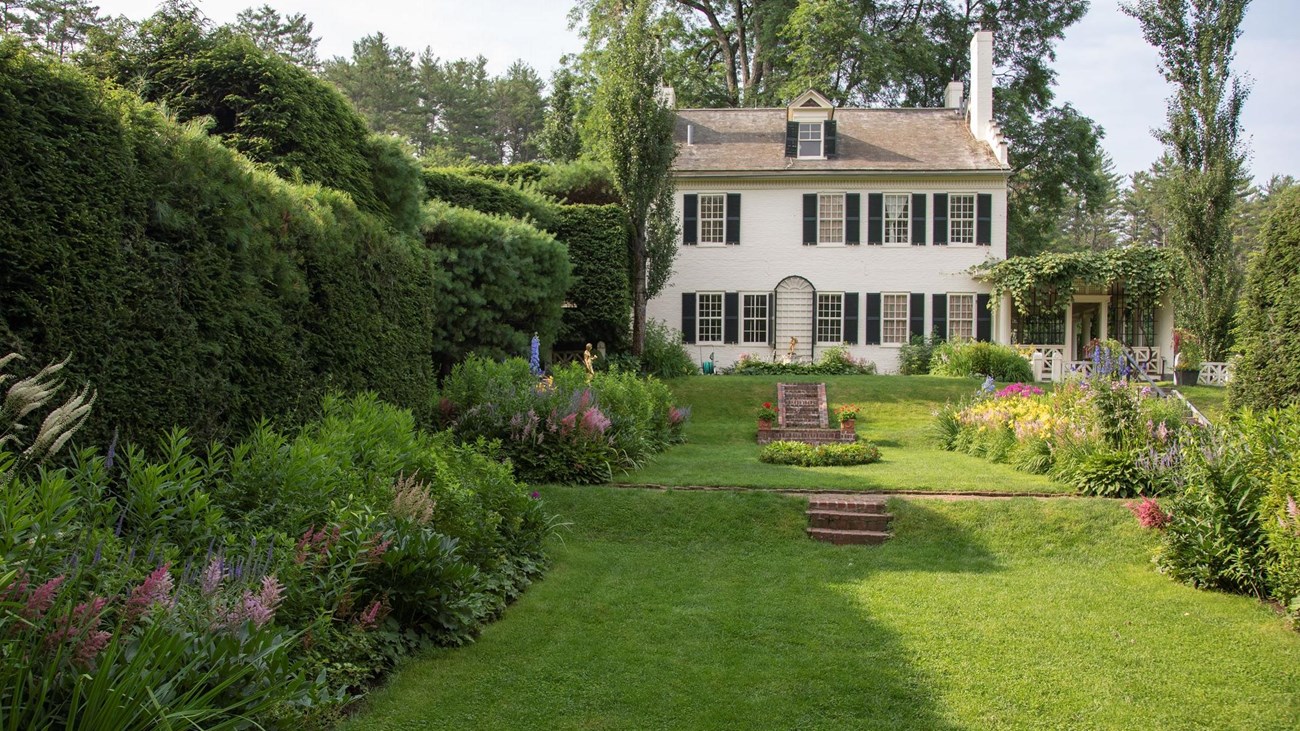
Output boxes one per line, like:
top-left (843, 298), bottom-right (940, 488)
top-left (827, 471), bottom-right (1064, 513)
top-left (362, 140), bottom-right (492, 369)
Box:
top-left (786, 89), bottom-right (835, 122)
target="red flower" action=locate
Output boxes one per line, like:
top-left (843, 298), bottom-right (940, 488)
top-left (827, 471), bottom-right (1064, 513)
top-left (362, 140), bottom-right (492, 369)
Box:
top-left (763, 402), bottom-right (772, 409)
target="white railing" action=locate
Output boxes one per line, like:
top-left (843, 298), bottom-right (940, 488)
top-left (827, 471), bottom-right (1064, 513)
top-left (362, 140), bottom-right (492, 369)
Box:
top-left (1127, 347), bottom-right (1164, 378)
top-left (1066, 360), bottom-right (1094, 377)
top-left (1199, 362), bottom-right (1233, 387)
top-left (1024, 346), bottom-right (1065, 382)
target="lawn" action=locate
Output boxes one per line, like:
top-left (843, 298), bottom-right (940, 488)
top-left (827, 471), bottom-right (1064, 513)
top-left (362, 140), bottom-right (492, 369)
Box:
top-left (348, 486), bottom-right (1300, 730)
top-left (1164, 383), bottom-right (1229, 423)
top-left (620, 374), bottom-right (1068, 493)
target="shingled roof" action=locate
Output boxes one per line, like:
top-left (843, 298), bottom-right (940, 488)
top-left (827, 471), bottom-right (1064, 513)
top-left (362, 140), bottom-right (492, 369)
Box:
top-left (673, 108), bottom-right (1008, 175)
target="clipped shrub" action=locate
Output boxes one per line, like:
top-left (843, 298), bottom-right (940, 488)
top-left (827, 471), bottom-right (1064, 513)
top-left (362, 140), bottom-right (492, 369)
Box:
top-left (931, 341), bottom-right (1034, 383)
top-left (422, 167), bottom-right (560, 229)
top-left (759, 440), bottom-right (882, 467)
top-left (553, 205), bottom-right (631, 351)
top-left (1231, 186), bottom-right (1300, 410)
top-left (458, 160), bottom-right (619, 205)
top-left (898, 335), bottom-right (939, 375)
top-left (422, 200), bottom-right (572, 367)
top-left (727, 347), bottom-right (877, 376)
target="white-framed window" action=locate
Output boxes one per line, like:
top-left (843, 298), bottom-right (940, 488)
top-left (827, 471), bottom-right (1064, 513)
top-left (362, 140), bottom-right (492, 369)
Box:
top-left (698, 193), bottom-right (725, 244)
top-left (818, 193), bottom-right (845, 244)
top-left (816, 292), bottom-right (843, 344)
top-left (949, 194), bottom-right (976, 244)
top-left (948, 293), bottom-right (975, 340)
top-left (882, 293), bottom-right (909, 345)
top-left (697, 292), bottom-right (723, 343)
top-left (798, 122), bottom-right (823, 158)
top-left (742, 293), bottom-right (768, 344)
top-left (884, 194), bottom-right (910, 244)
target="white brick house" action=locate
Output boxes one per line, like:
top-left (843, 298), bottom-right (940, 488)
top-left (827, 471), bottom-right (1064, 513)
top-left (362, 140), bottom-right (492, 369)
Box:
top-left (647, 30), bottom-right (1176, 377)
top-left (648, 30), bottom-right (1016, 372)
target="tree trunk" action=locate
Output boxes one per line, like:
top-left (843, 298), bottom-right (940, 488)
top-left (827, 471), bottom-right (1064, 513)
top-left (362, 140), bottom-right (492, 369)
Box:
top-left (630, 227), bottom-right (649, 356)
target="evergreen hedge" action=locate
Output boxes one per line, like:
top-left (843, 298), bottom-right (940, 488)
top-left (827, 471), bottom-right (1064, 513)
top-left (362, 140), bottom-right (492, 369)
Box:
top-left (1231, 186), bottom-right (1300, 410)
top-left (0, 42), bottom-right (571, 443)
top-left (422, 168), bottom-right (559, 229)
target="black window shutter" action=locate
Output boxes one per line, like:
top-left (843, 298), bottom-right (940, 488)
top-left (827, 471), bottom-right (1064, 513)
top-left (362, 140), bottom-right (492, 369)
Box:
top-left (865, 293), bottom-right (882, 345)
top-left (767, 293), bottom-right (776, 346)
top-left (723, 292), bottom-right (739, 344)
top-left (824, 119), bottom-right (838, 158)
top-left (867, 193), bottom-right (883, 245)
top-left (933, 193), bottom-right (948, 246)
top-left (785, 121), bottom-right (799, 157)
top-left (932, 294), bottom-right (948, 340)
top-left (803, 193), bottom-right (818, 245)
top-left (681, 293), bottom-right (696, 343)
top-left (843, 292), bottom-right (859, 344)
top-left (683, 194), bottom-right (698, 245)
top-left (976, 193), bottom-right (992, 246)
top-left (909, 292), bottom-right (925, 339)
top-left (976, 293), bottom-right (992, 342)
top-left (725, 193), bottom-right (741, 245)
top-left (845, 193), bottom-right (861, 245)
top-left (911, 193), bottom-right (927, 245)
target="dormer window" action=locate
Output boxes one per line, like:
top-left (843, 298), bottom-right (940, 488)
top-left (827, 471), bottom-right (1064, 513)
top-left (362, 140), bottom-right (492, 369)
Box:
top-left (798, 122), bottom-right (823, 158)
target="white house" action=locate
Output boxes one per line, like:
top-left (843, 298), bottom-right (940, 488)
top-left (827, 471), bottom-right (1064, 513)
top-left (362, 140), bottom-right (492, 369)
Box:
top-left (648, 30), bottom-right (1017, 372)
top-left (647, 29), bottom-right (1179, 379)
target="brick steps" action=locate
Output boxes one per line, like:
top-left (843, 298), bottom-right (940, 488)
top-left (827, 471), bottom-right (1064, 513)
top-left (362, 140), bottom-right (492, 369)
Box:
top-left (806, 497), bottom-right (893, 546)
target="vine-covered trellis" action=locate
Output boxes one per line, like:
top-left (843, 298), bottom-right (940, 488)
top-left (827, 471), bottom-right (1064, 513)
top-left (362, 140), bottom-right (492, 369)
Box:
top-left (973, 247), bottom-right (1177, 316)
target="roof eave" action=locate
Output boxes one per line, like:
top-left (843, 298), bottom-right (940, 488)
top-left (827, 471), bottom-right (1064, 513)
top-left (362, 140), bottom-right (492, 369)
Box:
top-left (672, 168), bottom-right (1012, 178)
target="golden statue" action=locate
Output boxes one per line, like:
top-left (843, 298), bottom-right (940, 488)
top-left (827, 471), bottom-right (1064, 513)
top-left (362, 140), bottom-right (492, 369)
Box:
top-left (583, 342), bottom-right (598, 381)
top-left (783, 336), bottom-right (798, 364)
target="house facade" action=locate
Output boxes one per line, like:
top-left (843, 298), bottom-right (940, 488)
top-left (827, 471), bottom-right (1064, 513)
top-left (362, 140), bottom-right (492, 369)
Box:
top-left (647, 30), bottom-right (1018, 372)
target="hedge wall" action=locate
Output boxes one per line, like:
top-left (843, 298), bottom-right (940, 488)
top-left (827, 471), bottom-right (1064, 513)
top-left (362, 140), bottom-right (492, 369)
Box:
top-left (453, 161), bottom-right (620, 206)
top-left (421, 168), bottom-right (559, 230)
top-left (92, 15), bottom-right (423, 234)
top-left (553, 205), bottom-right (631, 350)
top-left (1230, 186), bottom-right (1300, 410)
top-left (0, 43), bottom-right (570, 443)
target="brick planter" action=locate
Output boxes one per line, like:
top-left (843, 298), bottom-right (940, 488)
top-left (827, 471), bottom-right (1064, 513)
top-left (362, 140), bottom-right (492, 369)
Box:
top-left (757, 427), bottom-right (856, 446)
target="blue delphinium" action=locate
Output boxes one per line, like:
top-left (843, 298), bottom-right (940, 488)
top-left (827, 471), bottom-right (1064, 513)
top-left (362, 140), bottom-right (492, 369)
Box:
top-left (529, 334), bottom-right (542, 377)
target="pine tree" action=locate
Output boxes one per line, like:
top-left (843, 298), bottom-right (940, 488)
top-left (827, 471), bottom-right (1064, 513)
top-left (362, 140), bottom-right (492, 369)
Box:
top-left (492, 60), bottom-right (545, 163)
top-left (234, 4), bottom-right (319, 70)
top-left (322, 33), bottom-right (421, 142)
top-left (540, 66), bottom-right (584, 162)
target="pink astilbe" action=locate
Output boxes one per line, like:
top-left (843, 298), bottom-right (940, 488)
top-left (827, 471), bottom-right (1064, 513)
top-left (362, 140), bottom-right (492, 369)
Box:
top-left (356, 599), bottom-right (386, 631)
top-left (1281, 495), bottom-right (1300, 535)
top-left (24, 575), bottom-right (65, 620)
top-left (365, 532), bottom-right (393, 562)
top-left (201, 558), bottom-right (224, 594)
top-left (124, 564), bottom-right (175, 624)
top-left (995, 383), bottom-right (1044, 399)
top-left (1125, 497), bottom-right (1171, 529)
top-left (47, 596), bottom-right (111, 669)
top-left (230, 575), bottom-right (285, 629)
top-left (579, 407), bottom-right (611, 435)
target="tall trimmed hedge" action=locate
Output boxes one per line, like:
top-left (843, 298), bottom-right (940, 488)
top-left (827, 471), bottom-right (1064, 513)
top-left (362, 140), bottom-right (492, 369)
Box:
top-left (454, 161), bottom-right (620, 205)
top-left (422, 168), bottom-right (559, 229)
top-left (0, 43), bottom-right (570, 443)
top-left (553, 205), bottom-right (631, 350)
top-left (422, 201), bottom-right (571, 366)
top-left (1231, 186), bottom-right (1300, 410)
top-left (91, 14), bottom-right (423, 234)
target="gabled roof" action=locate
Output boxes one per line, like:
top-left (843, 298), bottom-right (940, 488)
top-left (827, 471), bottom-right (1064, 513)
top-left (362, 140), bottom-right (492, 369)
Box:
top-left (673, 107), bottom-right (1008, 175)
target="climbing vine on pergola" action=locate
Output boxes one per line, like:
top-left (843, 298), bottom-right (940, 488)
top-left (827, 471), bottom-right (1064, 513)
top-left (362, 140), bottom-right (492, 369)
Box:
top-left (973, 247), bottom-right (1177, 316)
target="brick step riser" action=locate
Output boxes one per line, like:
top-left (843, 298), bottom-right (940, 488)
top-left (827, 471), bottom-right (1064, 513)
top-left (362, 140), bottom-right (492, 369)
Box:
top-left (807, 513), bottom-right (892, 531)
top-left (806, 528), bottom-right (891, 546)
top-left (808, 502), bottom-right (888, 514)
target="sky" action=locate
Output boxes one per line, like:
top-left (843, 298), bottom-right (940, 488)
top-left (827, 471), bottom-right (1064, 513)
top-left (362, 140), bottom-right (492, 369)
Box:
top-left (95, 0), bottom-right (1299, 183)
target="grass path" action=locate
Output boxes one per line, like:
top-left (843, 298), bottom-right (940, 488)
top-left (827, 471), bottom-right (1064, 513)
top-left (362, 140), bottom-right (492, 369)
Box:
top-left (348, 487), bottom-right (1300, 730)
top-left (621, 375), bottom-right (1068, 493)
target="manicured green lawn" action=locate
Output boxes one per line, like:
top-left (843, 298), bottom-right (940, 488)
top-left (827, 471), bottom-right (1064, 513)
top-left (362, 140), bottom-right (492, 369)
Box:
top-left (1165, 383), bottom-right (1229, 423)
top-left (348, 486), bottom-right (1300, 730)
top-left (621, 374), bottom-right (1067, 493)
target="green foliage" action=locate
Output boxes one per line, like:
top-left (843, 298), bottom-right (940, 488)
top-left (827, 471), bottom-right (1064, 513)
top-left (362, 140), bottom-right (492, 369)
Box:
top-left (758, 440), bottom-right (882, 467)
top-left (1230, 186), bottom-right (1300, 410)
top-left (726, 348), bottom-right (877, 376)
top-left (421, 200), bottom-right (571, 366)
top-left (898, 335), bottom-right (939, 375)
top-left (553, 205), bottom-right (631, 351)
top-left (0, 43), bottom-right (439, 443)
top-left (422, 167), bottom-right (560, 229)
top-left (439, 356), bottom-right (687, 484)
top-left (233, 3), bottom-right (320, 70)
top-left (930, 341), bottom-right (1034, 383)
top-left (979, 246), bottom-right (1177, 317)
top-left (456, 160), bottom-right (619, 205)
top-left (540, 66), bottom-right (583, 163)
top-left (633, 320), bottom-right (698, 379)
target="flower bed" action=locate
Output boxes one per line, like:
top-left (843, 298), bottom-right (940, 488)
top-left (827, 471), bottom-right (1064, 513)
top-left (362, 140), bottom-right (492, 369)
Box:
top-left (934, 354), bottom-right (1194, 497)
top-left (1, 354), bottom-right (552, 728)
top-left (438, 356), bottom-right (689, 484)
top-left (724, 347), bottom-right (877, 376)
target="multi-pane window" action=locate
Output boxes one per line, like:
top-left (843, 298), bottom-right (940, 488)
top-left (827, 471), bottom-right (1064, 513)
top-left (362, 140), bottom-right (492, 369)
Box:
top-left (816, 293), bottom-right (843, 343)
top-left (883, 194), bottom-right (910, 244)
top-left (698, 194), bottom-right (725, 244)
top-left (882, 293), bottom-right (909, 345)
top-left (742, 293), bottom-right (768, 344)
top-left (818, 193), bottom-right (844, 244)
top-left (697, 292), bottom-right (723, 343)
top-left (948, 294), bottom-right (975, 340)
top-left (798, 122), bottom-right (823, 158)
top-left (949, 194), bottom-right (975, 244)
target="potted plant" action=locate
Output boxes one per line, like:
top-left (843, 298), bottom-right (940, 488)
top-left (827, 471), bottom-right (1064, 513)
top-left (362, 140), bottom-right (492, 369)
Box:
top-left (1172, 330), bottom-right (1203, 387)
top-left (756, 402), bottom-right (777, 429)
top-left (835, 403), bottom-right (861, 432)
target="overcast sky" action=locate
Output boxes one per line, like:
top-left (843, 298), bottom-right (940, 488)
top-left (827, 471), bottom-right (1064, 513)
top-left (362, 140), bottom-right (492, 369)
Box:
top-left (96, 0), bottom-right (1298, 183)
